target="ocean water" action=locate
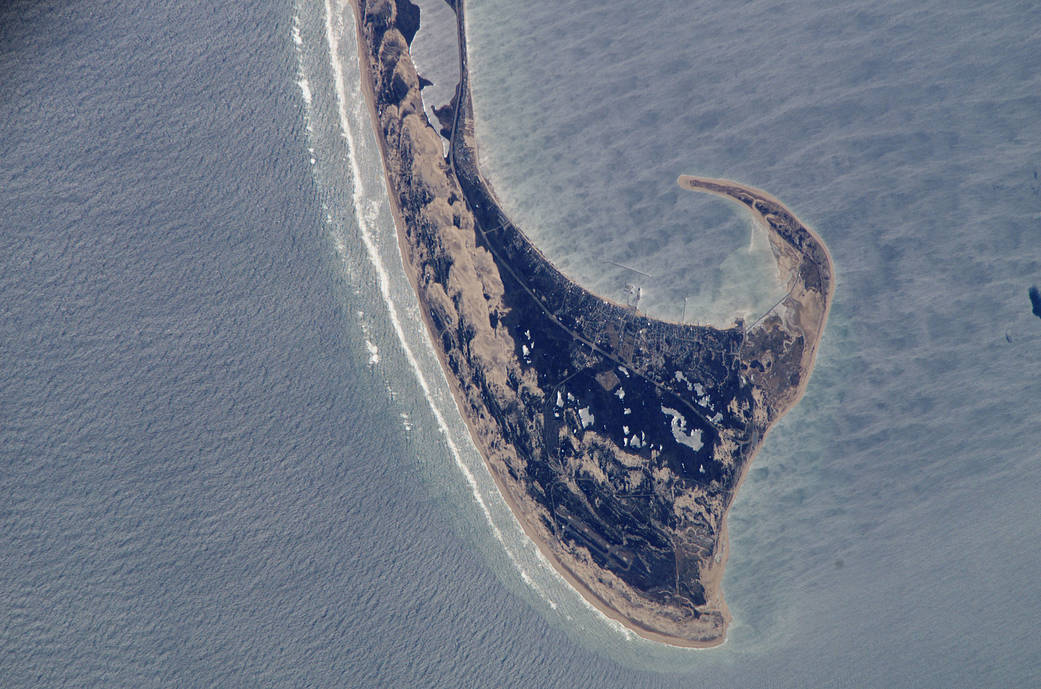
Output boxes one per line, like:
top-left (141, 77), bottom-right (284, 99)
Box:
top-left (2, 0), bottom-right (1040, 688)
top-left (466, 0), bottom-right (1041, 680)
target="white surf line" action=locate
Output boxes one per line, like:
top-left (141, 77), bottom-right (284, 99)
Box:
top-left (291, 9), bottom-right (315, 145)
top-left (292, 16), bottom-right (303, 45)
top-left (318, 0), bottom-right (571, 615)
top-left (321, 0), bottom-right (511, 546)
top-left (294, 1), bottom-right (603, 638)
top-left (309, 0), bottom-right (668, 629)
top-left (314, 1), bottom-right (686, 636)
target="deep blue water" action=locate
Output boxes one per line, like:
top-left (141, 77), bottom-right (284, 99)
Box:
top-left (3, 0), bottom-right (1040, 687)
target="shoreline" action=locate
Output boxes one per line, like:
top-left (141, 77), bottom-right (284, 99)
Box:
top-left (345, 3), bottom-right (724, 647)
top-left (675, 175), bottom-right (837, 643)
top-left (346, 0), bottom-right (833, 648)
top-left (678, 175), bottom-right (836, 424)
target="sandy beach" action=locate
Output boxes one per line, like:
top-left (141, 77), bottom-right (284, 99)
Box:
top-left (346, 0), bottom-right (834, 648)
top-left (677, 174), bottom-right (837, 414)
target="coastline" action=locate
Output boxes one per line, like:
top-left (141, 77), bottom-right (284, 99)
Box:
top-left (678, 174), bottom-right (836, 416)
top-left (345, 3), bottom-right (725, 647)
top-left (674, 175), bottom-right (837, 643)
top-left (346, 0), bottom-right (833, 648)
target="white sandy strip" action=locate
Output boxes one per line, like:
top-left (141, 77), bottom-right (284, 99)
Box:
top-left (321, 0), bottom-right (510, 545)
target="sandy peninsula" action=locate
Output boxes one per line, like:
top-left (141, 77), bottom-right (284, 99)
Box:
top-left (347, 0), bottom-right (834, 647)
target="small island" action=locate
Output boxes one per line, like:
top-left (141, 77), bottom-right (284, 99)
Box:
top-left (349, 0), bottom-right (834, 646)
